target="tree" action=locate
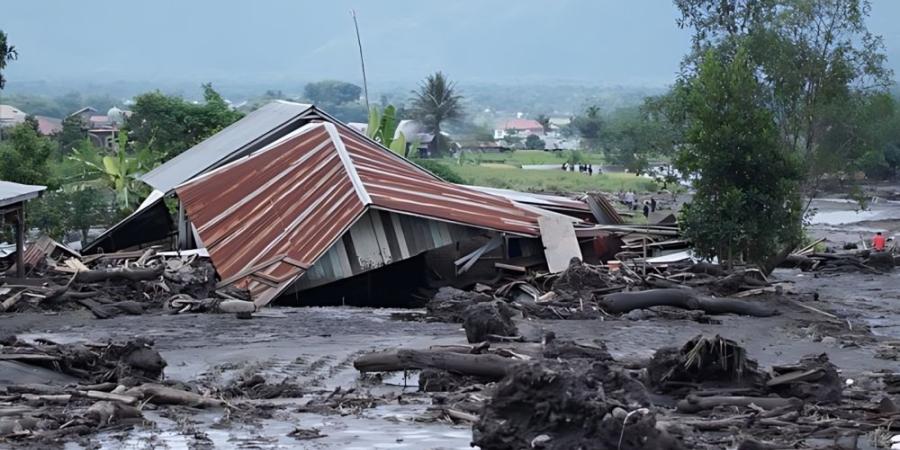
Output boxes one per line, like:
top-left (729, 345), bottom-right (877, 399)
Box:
top-left (571, 106), bottom-right (603, 150)
top-left (366, 105), bottom-right (409, 156)
top-left (675, 0), bottom-right (892, 199)
top-left (0, 30), bottom-right (16, 89)
top-left (29, 189), bottom-right (111, 242)
top-left (0, 123), bottom-right (55, 186)
top-left (524, 134), bottom-right (545, 150)
top-left (68, 135), bottom-right (155, 212)
top-left (126, 83), bottom-right (243, 159)
top-left (676, 46), bottom-right (804, 270)
top-left (409, 72), bottom-right (464, 156)
top-left (303, 80), bottom-right (362, 105)
top-left (56, 115), bottom-right (87, 157)
top-left (535, 114), bottom-right (551, 133)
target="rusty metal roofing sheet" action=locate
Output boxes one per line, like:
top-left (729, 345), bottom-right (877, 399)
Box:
top-left (176, 121), bottom-right (542, 306)
top-left (141, 101), bottom-right (314, 193)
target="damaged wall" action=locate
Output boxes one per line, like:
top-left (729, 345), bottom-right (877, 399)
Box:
top-left (287, 208), bottom-right (487, 292)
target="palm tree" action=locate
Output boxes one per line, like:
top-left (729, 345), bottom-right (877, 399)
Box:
top-left (409, 72), bottom-right (463, 156)
top-left (0, 30), bottom-right (17, 89)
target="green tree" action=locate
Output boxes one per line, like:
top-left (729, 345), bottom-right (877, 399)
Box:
top-left (56, 115), bottom-right (87, 157)
top-left (675, 0), bottom-right (892, 198)
top-left (0, 123), bottom-right (56, 186)
top-left (29, 189), bottom-right (111, 242)
top-left (366, 105), bottom-right (409, 156)
top-left (409, 72), bottom-right (464, 156)
top-left (0, 30), bottom-right (16, 89)
top-left (676, 46), bottom-right (804, 270)
top-left (127, 83), bottom-right (243, 159)
top-left (571, 106), bottom-right (604, 150)
top-left (534, 114), bottom-right (551, 133)
top-left (68, 136), bottom-right (155, 212)
top-left (303, 80), bottom-right (362, 105)
top-left (524, 134), bottom-right (545, 150)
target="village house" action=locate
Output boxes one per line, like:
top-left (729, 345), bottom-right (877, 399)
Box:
top-left (0, 104), bottom-right (27, 128)
top-left (492, 118), bottom-right (545, 140)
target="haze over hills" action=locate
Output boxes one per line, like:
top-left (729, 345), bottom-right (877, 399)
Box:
top-left (2, 0), bottom-right (899, 113)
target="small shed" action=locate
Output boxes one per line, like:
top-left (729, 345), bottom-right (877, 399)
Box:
top-left (0, 181), bottom-right (47, 277)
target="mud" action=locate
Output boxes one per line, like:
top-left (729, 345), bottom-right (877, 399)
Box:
top-left (0, 197), bottom-right (897, 448)
top-left (472, 359), bottom-right (679, 450)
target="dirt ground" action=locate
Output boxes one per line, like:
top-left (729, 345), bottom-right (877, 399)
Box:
top-left (1, 198), bottom-right (899, 449)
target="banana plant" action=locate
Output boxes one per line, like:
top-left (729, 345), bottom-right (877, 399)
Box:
top-left (366, 105), bottom-right (408, 156)
top-left (67, 133), bottom-right (155, 212)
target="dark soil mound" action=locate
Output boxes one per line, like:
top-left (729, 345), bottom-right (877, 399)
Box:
top-left (426, 287), bottom-right (493, 323)
top-left (461, 301), bottom-right (518, 343)
top-left (646, 335), bottom-right (767, 393)
top-left (769, 353), bottom-right (842, 403)
top-left (418, 369), bottom-right (488, 392)
top-left (551, 258), bottom-right (622, 297)
top-left (473, 360), bottom-right (682, 450)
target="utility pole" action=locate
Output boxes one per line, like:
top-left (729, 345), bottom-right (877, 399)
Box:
top-left (351, 9), bottom-right (370, 112)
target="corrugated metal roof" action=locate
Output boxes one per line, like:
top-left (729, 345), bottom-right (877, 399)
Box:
top-left (176, 121), bottom-right (542, 306)
top-left (0, 181), bottom-right (46, 208)
top-left (140, 100), bottom-right (314, 193)
top-left (464, 185), bottom-right (591, 213)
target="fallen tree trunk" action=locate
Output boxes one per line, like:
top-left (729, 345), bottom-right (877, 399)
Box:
top-left (600, 289), bottom-right (777, 317)
top-left (75, 267), bottom-right (163, 284)
top-left (676, 395), bottom-right (802, 413)
top-left (124, 383), bottom-right (222, 408)
top-left (354, 349), bottom-right (515, 379)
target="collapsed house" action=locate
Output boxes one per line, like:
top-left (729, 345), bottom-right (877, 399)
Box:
top-left (78, 101), bottom-right (632, 306)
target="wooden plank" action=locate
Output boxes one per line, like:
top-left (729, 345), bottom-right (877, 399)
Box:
top-left (538, 215), bottom-right (582, 273)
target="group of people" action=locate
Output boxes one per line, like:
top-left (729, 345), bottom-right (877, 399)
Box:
top-left (619, 191), bottom-right (657, 218)
top-left (561, 162), bottom-right (599, 175)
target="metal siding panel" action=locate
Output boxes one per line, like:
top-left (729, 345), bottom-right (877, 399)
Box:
top-left (379, 210), bottom-right (402, 259)
top-left (347, 212), bottom-right (385, 270)
top-left (368, 210), bottom-right (394, 264)
top-left (391, 212), bottom-right (411, 259)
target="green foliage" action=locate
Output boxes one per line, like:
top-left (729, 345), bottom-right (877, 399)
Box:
top-left (410, 72), bottom-right (464, 155)
top-left (56, 115), bottom-right (86, 158)
top-left (501, 132), bottom-right (523, 147)
top-left (126, 83), bottom-right (243, 159)
top-left (0, 123), bottom-right (56, 187)
top-left (29, 188), bottom-right (111, 242)
top-left (524, 134), bottom-right (545, 150)
top-left (366, 105), bottom-right (408, 156)
top-left (534, 114), bottom-right (551, 133)
top-left (67, 137), bottom-right (155, 212)
top-left (303, 80), bottom-right (362, 105)
top-left (0, 29), bottom-right (16, 89)
top-left (675, 0), bottom-right (893, 190)
top-left (676, 46), bottom-right (804, 269)
top-left (411, 159), bottom-right (465, 184)
top-left (565, 149), bottom-right (588, 165)
top-left (570, 106), bottom-right (604, 150)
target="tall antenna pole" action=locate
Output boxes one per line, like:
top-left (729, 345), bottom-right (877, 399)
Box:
top-left (351, 9), bottom-right (370, 112)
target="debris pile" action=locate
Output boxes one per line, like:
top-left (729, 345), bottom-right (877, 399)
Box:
top-left (355, 334), bottom-right (900, 449)
top-left (0, 245), bottom-right (254, 318)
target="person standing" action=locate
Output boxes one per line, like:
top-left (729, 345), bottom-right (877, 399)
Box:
top-left (650, 197), bottom-right (657, 212)
top-left (642, 202), bottom-right (650, 218)
top-left (873, 232), bottom-right (886, 251)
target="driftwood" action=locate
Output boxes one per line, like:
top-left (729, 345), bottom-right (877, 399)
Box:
top-left (676, 395), bottom-right (803, 413)
top-left (353, 349), bottom-right (515, 379)
top-left (74, 267), bottom-right (164, 284)
top-left (124, 383), bottom-right (222, 408)
top-left (601, 289), bottom-right (777, 317)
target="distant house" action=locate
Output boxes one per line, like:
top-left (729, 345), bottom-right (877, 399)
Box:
top-left (68, 107), bottom-right (131, 150)
top-left (548, 117), bottom-right (571, 131)
top-left (35, 116), bottom-right (63, 136)
top-left (493, 118), bottom-right (545, 140)
top-left (69, 107), bottom-right (98, 124)
top-left (0, 105), bottom-right (27, 128)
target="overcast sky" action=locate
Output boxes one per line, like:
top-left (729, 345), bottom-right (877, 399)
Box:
top-left (3, 0), bottom-right (899, 87)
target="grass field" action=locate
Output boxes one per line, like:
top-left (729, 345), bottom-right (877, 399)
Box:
top-left (459, 149), bottom-right (606, 166)
top-left (450, 164), bottom-right (658, 193)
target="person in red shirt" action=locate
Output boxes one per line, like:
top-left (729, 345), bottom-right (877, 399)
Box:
top-left (873, 232), bottom-right (886, 251)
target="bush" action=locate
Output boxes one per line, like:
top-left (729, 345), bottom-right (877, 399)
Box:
top-left (412, 159), bottom-right (466, 184)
